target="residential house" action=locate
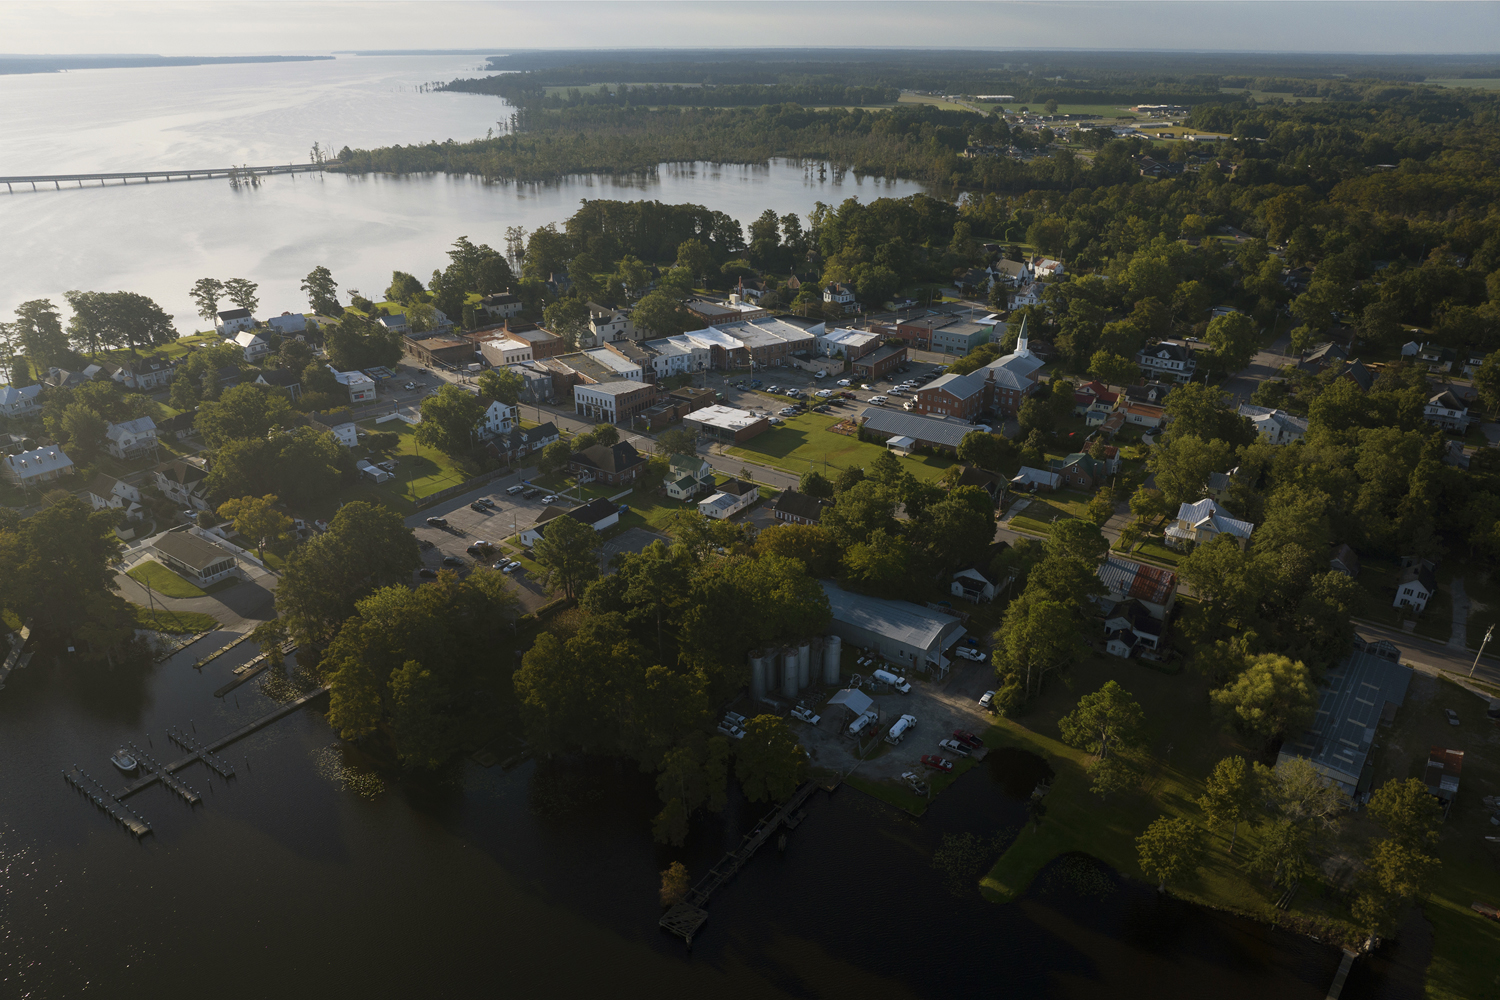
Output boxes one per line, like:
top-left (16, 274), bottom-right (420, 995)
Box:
top-left (1122, 401), bottom-right (1167, 430)
top-left (587, 302), bottom-right (635, 344)
top-left (1122, 382), bottom-right (1174, 406)
top-left (698, 479), bottom-right (758, 519)
top-left (215, 308), bottom-right (255, 335)
top-left (1419, 344), bottom-right (1458, 373)
top-left (480, 292), bottom-right (524, 320)
top-left (1461, 350), bottom-right (1487, 379)
top-left (519, 498), bottom-right (620, 548)
top-left (42, 368), bottom-right (90, 389)
top-left (1010, 466), bottom-right (1061, 491)
top-left (255, 369), bottom-right (302, 401)
top-left (307, 409), bottom-right (358, 448)
top-left (233, 330), bottom-right (271, 362)
top-left (154, 457), bottom-right (212, 509)
top-left (1136, 341), bottom-right (1197, 383)
top-left (1105, 629), bottom-right (1142, 658)
top-left (1206, 467), bottom-right (1236, 502)
top-left (1237, 404), bottom-right (1307, 445)
top-left (666, 454), bottom-right (717, 500)
top-left (1330, 543), bottom-right (1361, 578)
top-left (1166, 498), bottom-right (1254, 549)
top-left (1424, 391), bottom-right (1470, 433)
top-left (102, 355), bottom-right (175, 391)
top-left (1096, 556), bottom-right (1178, 619)
top-left (3, 446), bottom-right (74, 487)
top-left (1278, 635), bottom-right (1411, 796)
top-left (1296, 341), bottom-right (1348, 375)
top-left (1072, 380), bottom-right (1119, 416)
top-left (568, 441), bottom-right (645, 486)
top-left (104, 416), bottom-right (158, 460)
top-left (822, 283), bottom-right (857, 308)
top-left (1032, 257), bottom-right (1064, 279)
top-left (150, 529), bottom-right (240, 586)
top-left (377, 313), bottom-right (409, 334)
top-left (83, 472), bottom-right (143, 521)
top-left (950, 464), bottom-right (1005, 501)
top-left (473, 396), bottom-right (517, 441)
top-left (1102, 600), bottom-right (1163, 652)
top-left (0, 383), bottom-right (44, 418)
top-left (1008, 282), bottom-right (1043, 310)
top-left (1049, 451), bottom-right (1109, 491)
top-left (951, 566), bottom-right (999, 603)
top-left (266, 312), bottom-right (307, 336)
top-left (768, 489), bottom-right (830, 525)
top-left (989, 258), bottom-right (1032, 288)
top-left (486, 422), bottom-right (558, 466)
top-left (0, 432), bottom-right (35, 455)
top-left (1394, 562), bottom-right (1437, 613)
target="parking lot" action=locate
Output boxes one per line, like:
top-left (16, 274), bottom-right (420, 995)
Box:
top-left (714, 357), bottom-right (952, 418)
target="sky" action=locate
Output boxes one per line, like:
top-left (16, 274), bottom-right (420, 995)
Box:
top-left (3, 1), bottom-right (1498, 56)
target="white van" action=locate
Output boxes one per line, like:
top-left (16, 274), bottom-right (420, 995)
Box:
top-left (885, 714), bottom-right (917, 745)
top-left (847, 710), bottom-right (878, 736)
top-left (872, 669), bottom-right (912, 694)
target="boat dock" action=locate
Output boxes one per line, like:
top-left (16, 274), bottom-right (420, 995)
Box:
top-left (127, 743), bottom-right (203, 804)
top-left (65, 767), bottom-right (152, 837)
top-left (2, 162), bottom-right (323, 193)
top-left (166, 727), bottom-right (236, 778)
top-left (659, 779), bottom-right (828, 946)
top-left (212, 642), bottom-right (296, 697)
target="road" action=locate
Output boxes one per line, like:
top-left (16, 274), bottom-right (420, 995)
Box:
top-left (1220, 331), bottom-right (1292, 407)
top-left (1349, 618), bottom-right (1500, 691)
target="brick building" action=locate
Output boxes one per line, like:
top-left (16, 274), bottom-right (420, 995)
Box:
top-left (850, 344), bottom-right (908, 380)
top-left (573, 380), bottom-right (657, 425)
top-left (910, 320), bottom-right (1045, 419)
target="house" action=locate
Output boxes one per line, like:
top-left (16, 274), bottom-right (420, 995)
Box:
top-left (1122, 401), bottom-right (1167, 430)
top-left (102, 355), bottom-right (175, 391)
top-left (150, 529), bottom-right (240, 586)
top-left (376, 313), bottom-right (409, 333)
top-left (486, 422), bottom-right (558, 465)
top-left (329, 367), bottom-right (377, 404)
top-left (83, 472), bottom-right (143, 520)
top-left (666, 454), bottom-right (717, 500)
top-left (480, 292), bottom-right (524, 320)
top-left (1122, 382), bottom-right (1174, 406)
top-left (3, 446), bottom-right (74, 487)
top-left (255, 369), bottom-right (302, 401)
top-left (822, 283), bottom-right (857, 307)
top-left (1072, 380), bottom-right (1119, 416)
top-left (519, 497), bottom-right (620, 547)
top-left (1010, 466), bottom-right (1061, 491)
top-left (1237, 404), bottom-right (1307, 445)
top-left (473, 396), bottom-right (517, 441)
top-left (989, 258), bottom-right (1032, 288)
top-left (215, 308), bottom-right (255, 335)
top-left (42, 368), bottom-right (90, 389)
top-left (0, 432), bottom-right (35, 455)
top-left (307, 409), bottom-right (358, 448)
top-left (1032, 257), bottom-right (1064, 279)
top-left (568, 441), bottom-right (645, 486)
top-left (951, 566), bottom-right (999, 603)
top-left (1330, 543), bottom-right (1361, 578)
top-left (0, 383), bottom-right (44, 418)
top-left (1096, 556), bottom-right (1178, 619)
top-left (232, 330), bottom-right (270, 362)
top-left (1136, 341), bottom-right (1197, 383)
top-left (1105, 629), bottom-right (1141, 658)
top-left (816, 326), bottom-right (883, 360)
top-left (587, 302), bottom-right (635, 344)
top-left (1049, 451), bottom-right (1108, 491)
top-left (1394, 562), bottom-right (1437, 612)
top-left (1425, 747), bottom-right (1464, 817)
top-left (266, 312), bottom-right (307, 336)
top-left (1101, 599), bottom-right (1163, 651)
top-left (1206, 467), bottom-right (1237, 501)
top-left (1008, 282), bottom-right (1043, 310)
top-left (154, 457), bottom-right (211, 509)
top-left (103, 416), bottom-right (158, 460)
top-left (819, 580), bottom-right (968, 672)
top-left (1278, 635), bottom-right (1411, 797)
top-left (1423, 391), bottom-right (1470, 433)
top-left (698, 479), bottom-right (758, 519)
top-left (1296, 341), bottom-right (1348, 375)
top-left (950, 464), bottom-right (1005, 501)
top-left (1166, 498), bottom-right (1254, 549)
top-left (573, 380), bottom-right (656, 426)
top-left (768, 489), bottom-right (831, 525)
top-left (1419, 344), bottom-right (1458, 373)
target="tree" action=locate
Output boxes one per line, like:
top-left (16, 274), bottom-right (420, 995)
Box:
top-left (956, 430), bottom-right (1015, 472)
top-left (476, 367), bottom-right (524, 406)
top-left (301, 265), bottom-right (341, 315)
top-left (1259, 756), bottom-right (1345, 832)
top-left (1059, 680), bottom-right (1145, 764)
top-left (820, 479), bottom-right (897, 546)
top-left (994, 595), bottom-right (1083, 702)
top-left (1367, 777), bottom-right (1443, 850)
top-left (536, 438), bottom-right (573, 476)
top-left (754, 523), bottom-right (840, 577)
top-left (656, 427), bottom-right (697, 458)
top-left (194, 383), bottom-right (293, 449)
top-left (1085, 486), bottom-right (1115, 527)
top-left (734, 715), bottom-right (808, 803)
top-left (60, 403), bottom-right (106, 457)
top-left (833, 465), bottom-right (865, 494)
top-left (386, 271), bottom-right (425, 304)
top-left (1147, 435), bottom-right (1236, 508)
top-left (216, 494), bottom-right (293, 560)
top-left (0, 496), bottom-right (132, 644)
top-left (324, 312), bottom-right (402, 370)
top-left (1203, 310), bottom-right (1258, 377)
top-left (659, 862), bottom-right (691, 906)
top-left (541, 298), bottom-right (590, 349)
top-left (1352, 838), bottom-right (1440, 937)
top-left (1162, 381), bottom-right (1251, 446)
top-left (405, 302), bottom-right (438, 333)
top-left (1088, 350), bottom-right (1138, 387)
top-left (632, 289), bottom-right (686, 338)
top-left (531, 513), bottom-right (600, 599)
top-left (1198, 755), bottom-right (1259, 853)
top-left (1248, 819), bottom-right (1313, 890)
top-left (798, 469), bottom-right (834, 499)
top-left (14, 299), bottom-right (73, 370)
top-left (592, 423), bottom-right (619, 446)
top-left (842, 527), bottom-right (910, 598)
top-left (1136, 816), bottom-right (1204, 892)
top-left (1045, 518), bottom-right (1109, 566)
top-left (1210, 654), bottom-right (1316, 739)
top-left (223, 278), bottom-right (259, 314)
top-left (190, 278), bottom-right (226, 326)
top-left (1474, 351), bottom-right (1500, 415)
top-left (415, 385), bottom-right (485, 455)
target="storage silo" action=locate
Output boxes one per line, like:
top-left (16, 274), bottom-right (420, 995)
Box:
top-left (749, 653), bottom-right (768, 701)
top-left (797, 642), bottom-right (811, 689)
top-left (823, 634), bottom-right (842, 685)
top-left (782, 650), bottom-right (799, 698)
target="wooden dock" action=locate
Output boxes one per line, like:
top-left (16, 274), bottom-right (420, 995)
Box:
top-left (64, 767), bottom-right (152, 838)
top-left (659, 779), bottom-right (827, 946)
top-left (126, 743), bottom-right (202, 804)
top-left (166, 727), bottom-right (236, 778)
top-left (2, 162), bottom-right (323, 193)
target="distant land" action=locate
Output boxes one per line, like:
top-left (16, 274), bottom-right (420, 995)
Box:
top-left (0, 54), bottom-right (334, 75)
top-left (338, 50), bottom-right (509, 56)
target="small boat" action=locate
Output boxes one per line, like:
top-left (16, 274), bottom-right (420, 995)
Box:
top-left (110, 750), bottom-right (138, 774)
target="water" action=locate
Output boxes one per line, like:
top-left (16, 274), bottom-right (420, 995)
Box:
top-left (0, 54), bottom-right (926, 331)
top-left (0, 634), bottom-right (1395, 1000)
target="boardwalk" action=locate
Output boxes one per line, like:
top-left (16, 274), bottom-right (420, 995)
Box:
top-left (2, 162), bottom-right (324, 192)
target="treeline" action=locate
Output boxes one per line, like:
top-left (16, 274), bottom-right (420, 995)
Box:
top-left (442, 75), bottom-right (898, 109)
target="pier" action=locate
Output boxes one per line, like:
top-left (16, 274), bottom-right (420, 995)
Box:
top-left (167, 727), bottom-right (237, 778)
top-left (127, 743), bottom-right (203, 805)
top-left (2, 162), bottom-right (324, 193)
top-left (659, 779), bottom-right (828, 946)
top-left (64, 767), bottom-right (152, 838)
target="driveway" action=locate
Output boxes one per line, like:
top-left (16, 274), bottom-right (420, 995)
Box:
top-left (114, 570), bottom-right (278, 631)
top-left (1220, 332), bottom-right (1292, 406)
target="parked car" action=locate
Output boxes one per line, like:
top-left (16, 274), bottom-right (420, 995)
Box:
top-left (920, 754), bottom-right (954, 773)
top-left (503, 561), bottom-right (522, 573)
top-left (716, 721), bottom-right (747, 740)
top-left (425, 516), bottom-right (449, 528)
top-left (978, 690), bottom-right (996, 710)
top-left (466, 541), bottom-right (493, 555)
top-left (952, 729), bottom-right (984, 749)
top-left (541, 495), bottom-right (558, 504)
top-left (470, 501), bottom-right (488, 512)
top-left (477, 497), bottom-right (496, 507)
top-left (1446, 708), bottom-right (1461, 726)
top-left (861, 383), bottom-right (875, 390)
top-left (492, 560), bottom-right (509, 570)
top-left (403, 381), bottom-right (418, 390)
top-left (790, 706), bottom-right (821, 725)
top-left (767, 385), bottom-right (780, 393)
top-left (418, 568), bottom-right (439, 579)
top-left (840, 391), bottom-right (857, 399)
top-left (901, 771), bottom-right (929, 793)
top-left (618, 503), bottom-right (630, 513)
top-left (506, 485), bottom-right (525, 495)
top-left (955, 646), bottom-right (986, 662)
top-left (442, 555), bottom-right (465, 567)
top-left (723, 712), bottom-right (748, 727)
top-left (938, 738), bottom-right (971, 757)
top-left (522, 488), bottom-right (540, 499)
top-left (837, 379), bottom-right (851, 387)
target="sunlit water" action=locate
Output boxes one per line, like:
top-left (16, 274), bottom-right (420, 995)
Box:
top-left (0, 54), bottom-right (925, 330)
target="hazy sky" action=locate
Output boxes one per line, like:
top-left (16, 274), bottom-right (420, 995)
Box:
top-left (5, 1), bottom-right (1498, 56)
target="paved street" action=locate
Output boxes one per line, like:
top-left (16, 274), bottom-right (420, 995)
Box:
top-left (1220, 332), bottom-right (1292, 406)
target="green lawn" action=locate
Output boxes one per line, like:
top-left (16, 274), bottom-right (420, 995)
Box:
top-left (725, 411), bottom-right (953, 481)
top-left (357, 419), bottom-right (473, 501)
top-left (1008, 490), bottom-right (1093, 536)
top-left (134, 606), bottom-right (219, 633)
top-left (1464, 567), bottom-right (1500, 653)
top-left (127, 559), bottom-right (209, 598)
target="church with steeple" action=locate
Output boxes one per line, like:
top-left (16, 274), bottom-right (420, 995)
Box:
top-left (908, 316), bottom-right (1048, 420)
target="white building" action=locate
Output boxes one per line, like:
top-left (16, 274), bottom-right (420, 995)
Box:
top-left (84, 473), bottom-right (143, 520)
top-left (1008, 282), bottom-right (1043, 310)
top-left (215, 308), bottom-right (255, 335)
top-left (233, 330), bottom-right (271, 362)
top-left (104, 416), bottom-right (159, 460)
top-left (3, 446), bottom-right (74, 486)
top-left (0, 384), bottom-right (43, 418)
top-left (1032, 257), bottom-right (1065, 279)
top-left (698, 479), bottom-right (758, 519)
top-left (151, 530), bottom-right (240, 586)
top-left (588, 303), bottom-right (635, 344)
top-left (266, 313), bottom-right (307, 335)
top-left (308, 410), bottom-right (359, 448)
top-left (474, 397), bottom-right (517, 441)
top-left (815, 327), bottom-right (882, 358)
top-left (1166, 498), bottom-right (1254, 549)
top-left (478, 336), bottom-right (534, 367)
top-left (1137, 342), bottom-right (1197, 383)
top-left (330, 367), bottom-right (377, 404)
top-left (823, 283), bottom-right (857, 306)
top-left (1395, 562), bottom-right (1437, 612)
top-left (154, 457), bottom-right (211, 509)
top-left (572, 380), bottom-right (654, 425)
top-left (582, 348), bottom-right (643, 382)
top-left (1237, 404), bottom-right (1307, 445)
top-left (1423, 391), bottom-right (1470, 433)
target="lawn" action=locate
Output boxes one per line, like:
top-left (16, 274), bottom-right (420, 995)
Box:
top-left (897, 93), bottom-right (974, 112)
top-left (1007, 490), bottom-right (1092, 536)
top-left (134, 606), bottom-right (219, 633)
top-left (127, 559), bottom-right (215, 599)
top-left (356, 419), bottom-right (473, 501)
top-left (978, 654), bottom-right (1355, 941)
top-left (725, 411), bottom-right (954, 481)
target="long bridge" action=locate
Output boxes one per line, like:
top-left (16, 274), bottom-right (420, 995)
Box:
top-left (2, 162), bottom-right (325, 192)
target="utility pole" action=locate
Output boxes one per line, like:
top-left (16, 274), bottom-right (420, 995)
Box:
top-left (1468, 625), bottom-right (1493, 678)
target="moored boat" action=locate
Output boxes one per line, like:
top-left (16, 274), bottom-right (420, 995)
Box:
top-left (110, 750), bottom-right (138, 774)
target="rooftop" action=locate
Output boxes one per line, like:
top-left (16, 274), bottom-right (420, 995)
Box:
top-left (153, 529), bottom-right (236, 573)
top-left (573, 378), bottom-right (653, 397)
top-left (859, 408), bottom-right (974, 449)
top-left (820, 580), bottom-right (965, 654)
top-left (1097, 556), bottom-right (1177, 606)
top-left (684, 404), bottom-right (765, 432)
top-left (1282, 635), bottom-right (1411, 793)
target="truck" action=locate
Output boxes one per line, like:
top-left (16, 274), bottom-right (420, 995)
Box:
top-left (847, 709), bottom-right (878, 737)
top-left (872, 668), bottom-right (912, 694)
top-left (885, 714), bottom-right (917, 745)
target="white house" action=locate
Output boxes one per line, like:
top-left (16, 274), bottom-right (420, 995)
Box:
top-left (1010, 466), bottom-right (1061, 491)
top-left (1008, 282), bottom-right (1044, 310)
top-left (1166, 498), bottom-right (1255, 549)
top-left (823, 283), bottom-right (857, 307)
top-left (1137, 342), bottom-right (1197, 383)
top-left (266, 312), bottom-right (307, 335)
top-left (666, 454), bottom-right (716, 500)
top-left (154, 457), bottom-right (212, 509)
top-left (951, 566), bottom-right (999, 603)
top-left (1423, 391), bottom-right (1470, 433)
top-left (1032, 257), bottom-right (1065, 279)
top-left (215, 308), bottom-right (256, 335)
top-left (698, 479), bottom-right (758, 519)
top-left (0, 384), bottom-right (44, 418)
top-left (519, 498), bottom-right (620, 548)
top-left (474, 397), bottom-right (517, 441)
top-left (330, 367), bottom-right (377, 404)
top-left (1096, 557), bottom-right (1178, 620)
top-left (233, 330), bottom-right (271, 362)
top-left (84, 473), bottom-right (143, 520)
top-left (377, 314), bottom-right (408, 333)
top-left (307, 409), bottom-right (358, 448)
top-left (104, 416), bottom-right (159, 460)
top-left (3, 446), bottom-right (74, 486)
top-left (481, 292), bottom-right (524, 320)
top-left (816, 327), bottom-right (881, 358)
top-left (1395, 562), bottom-right (1437, 613)
top-left (1237, 404), bottom-right (1307, 445)
top-left (587, 303), bottom-right (635, 344)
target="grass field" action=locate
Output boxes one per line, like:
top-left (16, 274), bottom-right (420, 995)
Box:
top-left (898, 93), bottom-right (975, 112)
top-left (134, 606), bottom-right (219, 633)
top-left (127, 559), bottom-right (213, 599)
top-left (725, 410), bottom-right (954, 481)
top-left (357, 419), bottom-right (474, 501)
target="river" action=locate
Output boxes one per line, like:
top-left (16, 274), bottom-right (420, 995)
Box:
top-left (0, 54), bottom-right (925, 331)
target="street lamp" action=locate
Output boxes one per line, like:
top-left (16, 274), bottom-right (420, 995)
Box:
top-left (1468, 625), bottom-right (1494, 678)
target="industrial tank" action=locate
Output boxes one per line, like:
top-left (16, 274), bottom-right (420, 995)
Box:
top-left (797, 642), bottom-right (811, 689)
top-left (782, 650), bottom-right (799, 698)
top-left (749, 653), bottom-right (767, 701)
top-left (823, 635), bottom-right (842, 685)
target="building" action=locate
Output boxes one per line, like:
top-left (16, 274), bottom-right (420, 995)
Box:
top-left (698, 479), bottom-right (758, 519)
top-left (1330, 543), bottom-right (1361, 578)
top-left (816, 327), bottom-right (883, 361)
top-left (104, 416), bottom-right (158, 460)
top-left (520, 497), bottom-right (621, 547)
top-left (683, 404), bottom-right (769, 444)
top-left (858, 408), bottom-right (974, 454)
top-left (267, 312), bottom-right (307, 336)
top-left (478, 336), bottom-right (535, 368)
top-left (331, 367), bottom-right (377, 404)
top-left (1425, 747), bottom-right (1464, 817)
top-left (1424, 391), bottom-right (1471, 433)
top-left (150, 529), bottom-right (240, 586)
top-left (1032, 257), bottom-right (1064, 279)
top-left (102, 355), bottom-right (175, 391)
top-left (685, 297), bottom-right (771, 327)
top-left (822, 283), bottom-right (857, 308)
top-left (1096, 556), bottom-right (1177, 619)
top-left (1010, 466), bottom-right (1061, 491)
top-left (895, 315), bottom-right (951, 351)
top-left (1048, 451), bottom-right (1110, 491)
top-left (1166, 498), bottom-right (1254, 549)
top-left (474, 396), bottom-right (517, 441)
top-left (951, 567), bottom-right (999, 603)
top-left (1101, 600), bottom-right (1163, 654)
top-left (820, 580), bottom-right (968, 671)
top-left (307, 409), bottom-right (358, 448)
top-left (1237, 404), bottom-right (1306, 445)
top-left (480, 291), bottom-right (524, 320)
top-left (989, 258), bottom-right (1032, 288)
top-left (376, 313), bottom-right (408, 333)
top-left (404, 333), bottom-right (473, 368)
top-left (666, 454), bottom-right (717, 499)
top-left (232, 330), bottom-right (270, 362)
top-left (573, 380), bottom-right (656, 425)
top-left (768, 489), bottom-right (831, 525)
top-left (1395, 562), bottom-right (1437, 612)
top-left (215, 308), bottom-right (255, 335)
top-left (83, 472), bottom-right (143, 520)
top-left (713, 318), bottom-right (816, 369)
top-left (568, 441), bottom-right (646, 486)
top-left (910, 320), bottom-right (1045, 419)
top-left (850, 344), bottom-right (908, 380)
top-left (931, 320), bottom-right (991, 355)
top-left (503, 324), bottom-right (565, 360)
top-left (587, 302), bottom-right (635, 344)
top-left (0, 383), bottom-right (44, 418)
top-left (1278, 635), bottom-right (1411, 797)
top-left (582, 347), bottom-right (644, 382)
top-left (502, 364), bottom-right (555, 403)
top-left (155, 457), bottom-right (211, 509)
top-left (1136, 341), bottom-right (1197, 383)
top-left (1122, 401), bottom-right (1166, 430)
top-left (255, 369), bottom-right (302, 401)
top-left (3, 445), bottom-right (73, 486)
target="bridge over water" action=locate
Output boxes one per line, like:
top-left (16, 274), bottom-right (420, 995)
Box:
top-left (2, 162), bottom-right (325, 192)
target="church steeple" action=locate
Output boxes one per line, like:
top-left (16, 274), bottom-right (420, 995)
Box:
top-left (1014, 314), bottom-right (1031, 358)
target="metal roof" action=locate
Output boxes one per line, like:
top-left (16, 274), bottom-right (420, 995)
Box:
top-left (820, 580), bottom-right (963, 653)
top-left (1282, 635), bottom-right (1411, 792)
top-left (859, 408), bottom-right (973, 448)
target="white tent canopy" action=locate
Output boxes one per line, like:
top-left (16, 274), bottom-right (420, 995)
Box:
top-left (827, 687), bottom-right (874, 717)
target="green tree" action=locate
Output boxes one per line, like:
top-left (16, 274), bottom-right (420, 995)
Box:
top-left (1059, 680), bottom-right (1144, 764)
top-left (1088, 350), bottom-right (1138, 387)
top-left (1367, 777), bottom-right (1443, 850)
top-left (798, 469), bottom-right (834, 499)
top-left (476, 367), bottom-right (524, 406)
top-left (659, 862), bottom-right (691, 906)
top-left (194, 383), bottom-right (294, 449)
top-left (324, 312), bottom-right (402, 370)
top-left (956, 430), bottom-right (1015, 472)
top-left (190, 278), bottom-right (226, 326)
top-left (1474, 351), bottom-right (1500, 415)
top-left (386, 270), bottom-right (425, 304)
top-left (675, 238), bottom-right (715, 284)
top-left (1162, 381), bottom-right (1252, 445)
top-left (223, 278), bottom-right (259, 314)
top-left (531, 511), bottom-right (601, 599)
top-left (656, 427), bottom-right (698, 457)
top-left (1203, 310), bottom-right (1258, 377)
top-left (1046, 518), bottom-right (1109, 565)
top-left (536, 438), bottom-right (573, 476)
top-left (277, 337), bottom-right (314, 373)
top-left (820, 479), bottom-right (897, 546)
top-left (1197, 755), bottom-right (1259, 854)
top-left (632, 289), bottom-right (686, 338)
top-left (753, 523), bottom-right (839, 577)
top-left (1147, 435), bottom-right (1236, 508)
top-left (592, 422), bottom-right (619, 446)
top-left (1210, 654), bottom-right (1316, 739)
top-left (388, 659), bottom-right (455, 770)
top-left (994, 595), bottom-right (1083, 702)
top-left (301, 265), bottom-right (341, 315)
top-left (1351, 839), bottom-right (1440, 937)
top-left (1247, 818), bottom-right (1313, 890)
top-left (0, 496), bottom-right (131, 644)
top-left (215, 494), bottom-right (292, 560)
top-left (1136, 816), bottom-right (1204, 892)
top-left (14, 299), bottom-right (74, 370)
top-left (542, 297), bottom-right (590, 350)
top-left (1085, 486), bottom-right (1115, 527)
top-left (833, 465), bottom-right (866, 494)
top-left (60, 403), bottom-right (106, 457)
top-left (734, 715), bottom-right (808, 803)
top-left (416, 385), bottom-right (485, 455)
top-left (842, 527), bottom-right (910, 598)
